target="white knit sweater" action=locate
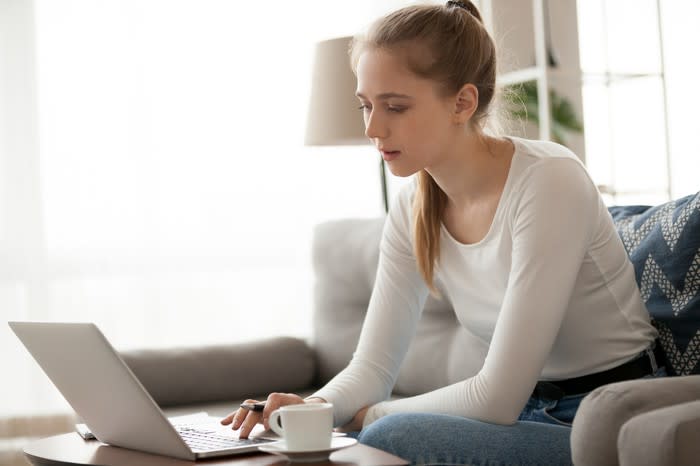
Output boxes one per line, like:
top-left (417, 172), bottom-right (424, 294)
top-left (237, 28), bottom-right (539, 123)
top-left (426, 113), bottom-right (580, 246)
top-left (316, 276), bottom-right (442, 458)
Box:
top-left (312, 137), bottom-right (657, 428)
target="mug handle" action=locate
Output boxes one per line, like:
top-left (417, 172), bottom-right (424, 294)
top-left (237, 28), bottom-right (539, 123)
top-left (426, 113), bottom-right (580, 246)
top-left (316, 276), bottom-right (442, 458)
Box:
top-left (268, 409), bottom-right (284, 437)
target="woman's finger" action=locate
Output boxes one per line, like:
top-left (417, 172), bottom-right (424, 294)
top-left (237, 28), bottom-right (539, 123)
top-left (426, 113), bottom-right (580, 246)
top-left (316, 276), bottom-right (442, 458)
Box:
top-left (262, 393), bottom-right (306, 430)
top-left (221, 399), bottom-right (259, 428)
top-left (238, 409), bottom-right (262, 439)
top-left (220, 410), bottom-right (236, 425)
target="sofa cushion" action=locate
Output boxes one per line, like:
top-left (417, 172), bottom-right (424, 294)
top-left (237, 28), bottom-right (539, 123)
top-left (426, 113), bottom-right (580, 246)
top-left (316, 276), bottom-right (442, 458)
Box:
top-left (571, 374), bottom-right (700, 466)
top-left (311, 218), bottom-right (488, 396)
top-left (617, 398), bottom-right (700, 466)
top-left (609, 192), bottom-right (700, 375)
top-left (120, 337), bottom-right (315, 407)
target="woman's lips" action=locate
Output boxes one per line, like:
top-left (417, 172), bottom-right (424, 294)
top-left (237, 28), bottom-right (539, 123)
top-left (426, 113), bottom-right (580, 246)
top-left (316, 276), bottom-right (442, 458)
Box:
top-left (381, 150), bottom-right (401, 161)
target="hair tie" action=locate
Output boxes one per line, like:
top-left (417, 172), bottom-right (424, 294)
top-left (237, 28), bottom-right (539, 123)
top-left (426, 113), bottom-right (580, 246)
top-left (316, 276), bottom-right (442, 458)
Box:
top-left (446, 0), bottom-right (468, 9)
top-left (446, 0), bottom-right (480, 19)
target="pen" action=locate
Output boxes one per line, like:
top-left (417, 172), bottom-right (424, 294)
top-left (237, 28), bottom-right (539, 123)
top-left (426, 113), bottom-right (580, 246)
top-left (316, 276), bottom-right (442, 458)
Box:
top-left (240, 401), bottom-right (266, 412)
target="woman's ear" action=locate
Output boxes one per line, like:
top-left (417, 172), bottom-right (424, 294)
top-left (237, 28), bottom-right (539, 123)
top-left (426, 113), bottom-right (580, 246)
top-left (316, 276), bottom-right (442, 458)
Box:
top-left (453, 83), bottom-right (479, 124)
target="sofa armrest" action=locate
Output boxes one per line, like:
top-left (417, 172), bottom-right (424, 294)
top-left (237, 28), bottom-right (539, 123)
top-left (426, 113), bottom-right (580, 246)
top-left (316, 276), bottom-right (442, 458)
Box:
top-left (617, 399), bottom-right (700, 466)
top-left (571, 375), bottom-right (700, 466)
top-left (120, 337), bottom-right (316, 407)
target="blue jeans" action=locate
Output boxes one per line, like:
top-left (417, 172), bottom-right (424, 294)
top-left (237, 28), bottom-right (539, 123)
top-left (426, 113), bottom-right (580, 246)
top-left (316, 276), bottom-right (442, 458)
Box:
top-left (356, 366), bottom-right (668, 466)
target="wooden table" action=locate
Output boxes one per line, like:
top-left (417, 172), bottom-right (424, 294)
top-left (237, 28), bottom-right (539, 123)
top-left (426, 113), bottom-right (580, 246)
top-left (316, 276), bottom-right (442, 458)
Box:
top-left (23, 433), bottom-right (409, 466)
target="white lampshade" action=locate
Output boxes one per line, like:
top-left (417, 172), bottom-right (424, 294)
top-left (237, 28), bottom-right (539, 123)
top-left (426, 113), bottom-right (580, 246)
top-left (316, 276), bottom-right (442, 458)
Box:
top-left (305, 36), bottom-right (369, 146)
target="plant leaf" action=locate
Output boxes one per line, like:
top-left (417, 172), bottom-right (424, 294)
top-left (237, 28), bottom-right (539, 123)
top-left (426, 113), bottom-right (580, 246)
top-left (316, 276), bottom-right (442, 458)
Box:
top-left (504, 80), bottom-right (583, 146)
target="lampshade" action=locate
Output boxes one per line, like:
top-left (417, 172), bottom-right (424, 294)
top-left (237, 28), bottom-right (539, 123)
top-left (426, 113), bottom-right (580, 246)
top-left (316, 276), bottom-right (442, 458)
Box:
top-left (305, 36), bottom-right (369, 146)
top-left (305, 36), bottom-right (388, 213)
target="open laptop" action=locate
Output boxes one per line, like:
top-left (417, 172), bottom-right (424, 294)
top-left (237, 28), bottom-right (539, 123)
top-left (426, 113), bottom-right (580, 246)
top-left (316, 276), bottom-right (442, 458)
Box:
top-left (9, 321), bottom-right (277, 460)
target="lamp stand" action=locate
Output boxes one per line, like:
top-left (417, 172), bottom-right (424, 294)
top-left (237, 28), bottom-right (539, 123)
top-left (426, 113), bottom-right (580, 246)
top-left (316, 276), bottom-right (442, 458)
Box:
top-left (380, 156), bottom-right (389, 213)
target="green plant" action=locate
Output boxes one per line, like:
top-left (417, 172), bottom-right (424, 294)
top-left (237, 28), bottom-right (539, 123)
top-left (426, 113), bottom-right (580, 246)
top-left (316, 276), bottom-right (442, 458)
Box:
top-left (506, 80), bottom-right (583, 147)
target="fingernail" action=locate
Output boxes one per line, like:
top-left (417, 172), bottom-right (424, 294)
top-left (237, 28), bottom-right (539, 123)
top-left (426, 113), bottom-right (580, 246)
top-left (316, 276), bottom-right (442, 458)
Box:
top-left (232, 420), bottom-right (239, 429)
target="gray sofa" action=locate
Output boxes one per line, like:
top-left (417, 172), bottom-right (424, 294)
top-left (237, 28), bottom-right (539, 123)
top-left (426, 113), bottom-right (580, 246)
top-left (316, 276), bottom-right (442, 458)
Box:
top-left (121, 197), bottom-right (700, 465)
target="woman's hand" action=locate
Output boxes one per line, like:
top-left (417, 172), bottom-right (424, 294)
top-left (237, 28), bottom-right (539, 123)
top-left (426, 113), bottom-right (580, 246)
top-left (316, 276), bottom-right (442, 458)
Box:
top-left (336, 406), bottom-right (369, 433)
top-left (220, 393), bottom-right (307, 439)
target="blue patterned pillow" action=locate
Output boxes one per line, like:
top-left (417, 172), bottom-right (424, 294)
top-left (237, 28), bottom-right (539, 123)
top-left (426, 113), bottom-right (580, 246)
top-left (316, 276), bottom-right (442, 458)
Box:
top-left (609, 192), bottom-right (700, 376)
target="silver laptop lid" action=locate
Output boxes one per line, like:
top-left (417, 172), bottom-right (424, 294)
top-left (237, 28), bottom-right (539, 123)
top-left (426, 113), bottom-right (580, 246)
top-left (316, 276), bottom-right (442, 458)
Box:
top-left (9, 322), bottom-right (195, 461)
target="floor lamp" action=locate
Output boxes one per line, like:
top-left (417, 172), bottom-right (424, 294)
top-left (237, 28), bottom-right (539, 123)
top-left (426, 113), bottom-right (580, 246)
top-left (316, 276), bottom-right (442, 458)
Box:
top-left (304, 36), bottom-right (389, 214)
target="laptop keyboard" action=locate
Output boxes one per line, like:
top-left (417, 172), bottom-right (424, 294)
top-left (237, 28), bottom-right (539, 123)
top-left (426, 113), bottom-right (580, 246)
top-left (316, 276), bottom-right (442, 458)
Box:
top-left (177, 426), bottom-right (275, 451)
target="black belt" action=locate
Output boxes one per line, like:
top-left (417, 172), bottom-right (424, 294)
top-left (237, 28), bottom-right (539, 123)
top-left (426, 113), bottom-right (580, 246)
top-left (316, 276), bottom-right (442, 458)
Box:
top-left (532, 344), bottom-right (666, 400)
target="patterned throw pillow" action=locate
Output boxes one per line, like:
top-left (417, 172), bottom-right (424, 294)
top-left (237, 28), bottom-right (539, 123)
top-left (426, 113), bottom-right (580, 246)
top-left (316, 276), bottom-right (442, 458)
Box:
top-left (609, 192), bottom-right (700, 376)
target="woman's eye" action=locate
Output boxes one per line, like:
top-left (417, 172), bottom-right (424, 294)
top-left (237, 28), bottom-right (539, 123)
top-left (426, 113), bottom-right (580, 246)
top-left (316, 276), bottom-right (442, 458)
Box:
top-left (388, 106), bottom-right (406, 113)
top-left (356, 104), bottom-right (405, 113)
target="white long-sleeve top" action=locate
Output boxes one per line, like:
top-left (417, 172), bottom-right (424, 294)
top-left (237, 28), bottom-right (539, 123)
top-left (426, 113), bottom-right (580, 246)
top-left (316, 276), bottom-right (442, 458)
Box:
top-left (311, 137), bottom-right (657, 428)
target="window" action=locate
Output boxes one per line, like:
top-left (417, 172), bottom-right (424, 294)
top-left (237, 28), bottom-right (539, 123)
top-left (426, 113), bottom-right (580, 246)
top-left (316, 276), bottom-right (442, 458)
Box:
top-left (577, 0), bottom-right (699, 204)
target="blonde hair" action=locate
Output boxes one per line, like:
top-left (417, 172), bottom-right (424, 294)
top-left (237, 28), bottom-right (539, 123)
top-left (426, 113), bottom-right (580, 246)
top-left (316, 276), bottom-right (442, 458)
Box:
top-left (349, 1), bottom-right (498, 297)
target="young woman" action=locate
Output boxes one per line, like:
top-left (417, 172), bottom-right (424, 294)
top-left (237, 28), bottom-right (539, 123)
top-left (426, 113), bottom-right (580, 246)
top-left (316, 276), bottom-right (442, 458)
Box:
top-left (222, 1), bottom-right (665, 464)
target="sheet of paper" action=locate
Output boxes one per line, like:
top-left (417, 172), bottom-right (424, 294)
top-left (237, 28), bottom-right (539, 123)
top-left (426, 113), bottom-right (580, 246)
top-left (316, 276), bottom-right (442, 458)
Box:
top-left (168, 411), bottom-right (220, 426)
top-left (169, 412), bottom-right (277, 440)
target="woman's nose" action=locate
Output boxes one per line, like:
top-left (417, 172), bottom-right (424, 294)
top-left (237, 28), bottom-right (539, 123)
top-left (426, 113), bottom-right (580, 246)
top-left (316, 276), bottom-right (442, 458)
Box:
top-left (364, 111), bottom-right (387, 139)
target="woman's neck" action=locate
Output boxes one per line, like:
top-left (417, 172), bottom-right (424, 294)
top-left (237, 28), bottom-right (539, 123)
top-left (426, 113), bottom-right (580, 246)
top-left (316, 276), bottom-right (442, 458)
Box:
top-left (426, 132), bottom-right (514, 211)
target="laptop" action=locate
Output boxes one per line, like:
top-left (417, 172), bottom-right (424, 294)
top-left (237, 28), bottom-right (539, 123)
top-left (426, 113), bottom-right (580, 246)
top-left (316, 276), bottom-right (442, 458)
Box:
top-left (8, 321), bottom-right (277, 460)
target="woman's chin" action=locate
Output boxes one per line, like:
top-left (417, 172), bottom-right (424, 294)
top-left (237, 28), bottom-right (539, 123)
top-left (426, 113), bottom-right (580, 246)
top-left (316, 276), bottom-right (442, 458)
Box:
top-left (388, 166), bottom-right (419, 178)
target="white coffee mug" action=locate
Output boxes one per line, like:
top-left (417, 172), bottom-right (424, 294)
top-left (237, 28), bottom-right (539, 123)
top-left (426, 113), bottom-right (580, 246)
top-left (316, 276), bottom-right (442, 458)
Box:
top-left (268, 403), bottom-right (333, 451)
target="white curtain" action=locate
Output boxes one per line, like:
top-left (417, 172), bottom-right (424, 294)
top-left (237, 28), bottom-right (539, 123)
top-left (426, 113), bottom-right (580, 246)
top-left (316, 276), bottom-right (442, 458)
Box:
top-left (1, 0), bottom-right (416, 419)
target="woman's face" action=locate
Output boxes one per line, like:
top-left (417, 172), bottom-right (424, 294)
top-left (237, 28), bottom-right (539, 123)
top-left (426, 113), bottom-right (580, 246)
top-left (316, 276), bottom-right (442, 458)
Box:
top-left (355, 48), bottom-right (457, 177)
